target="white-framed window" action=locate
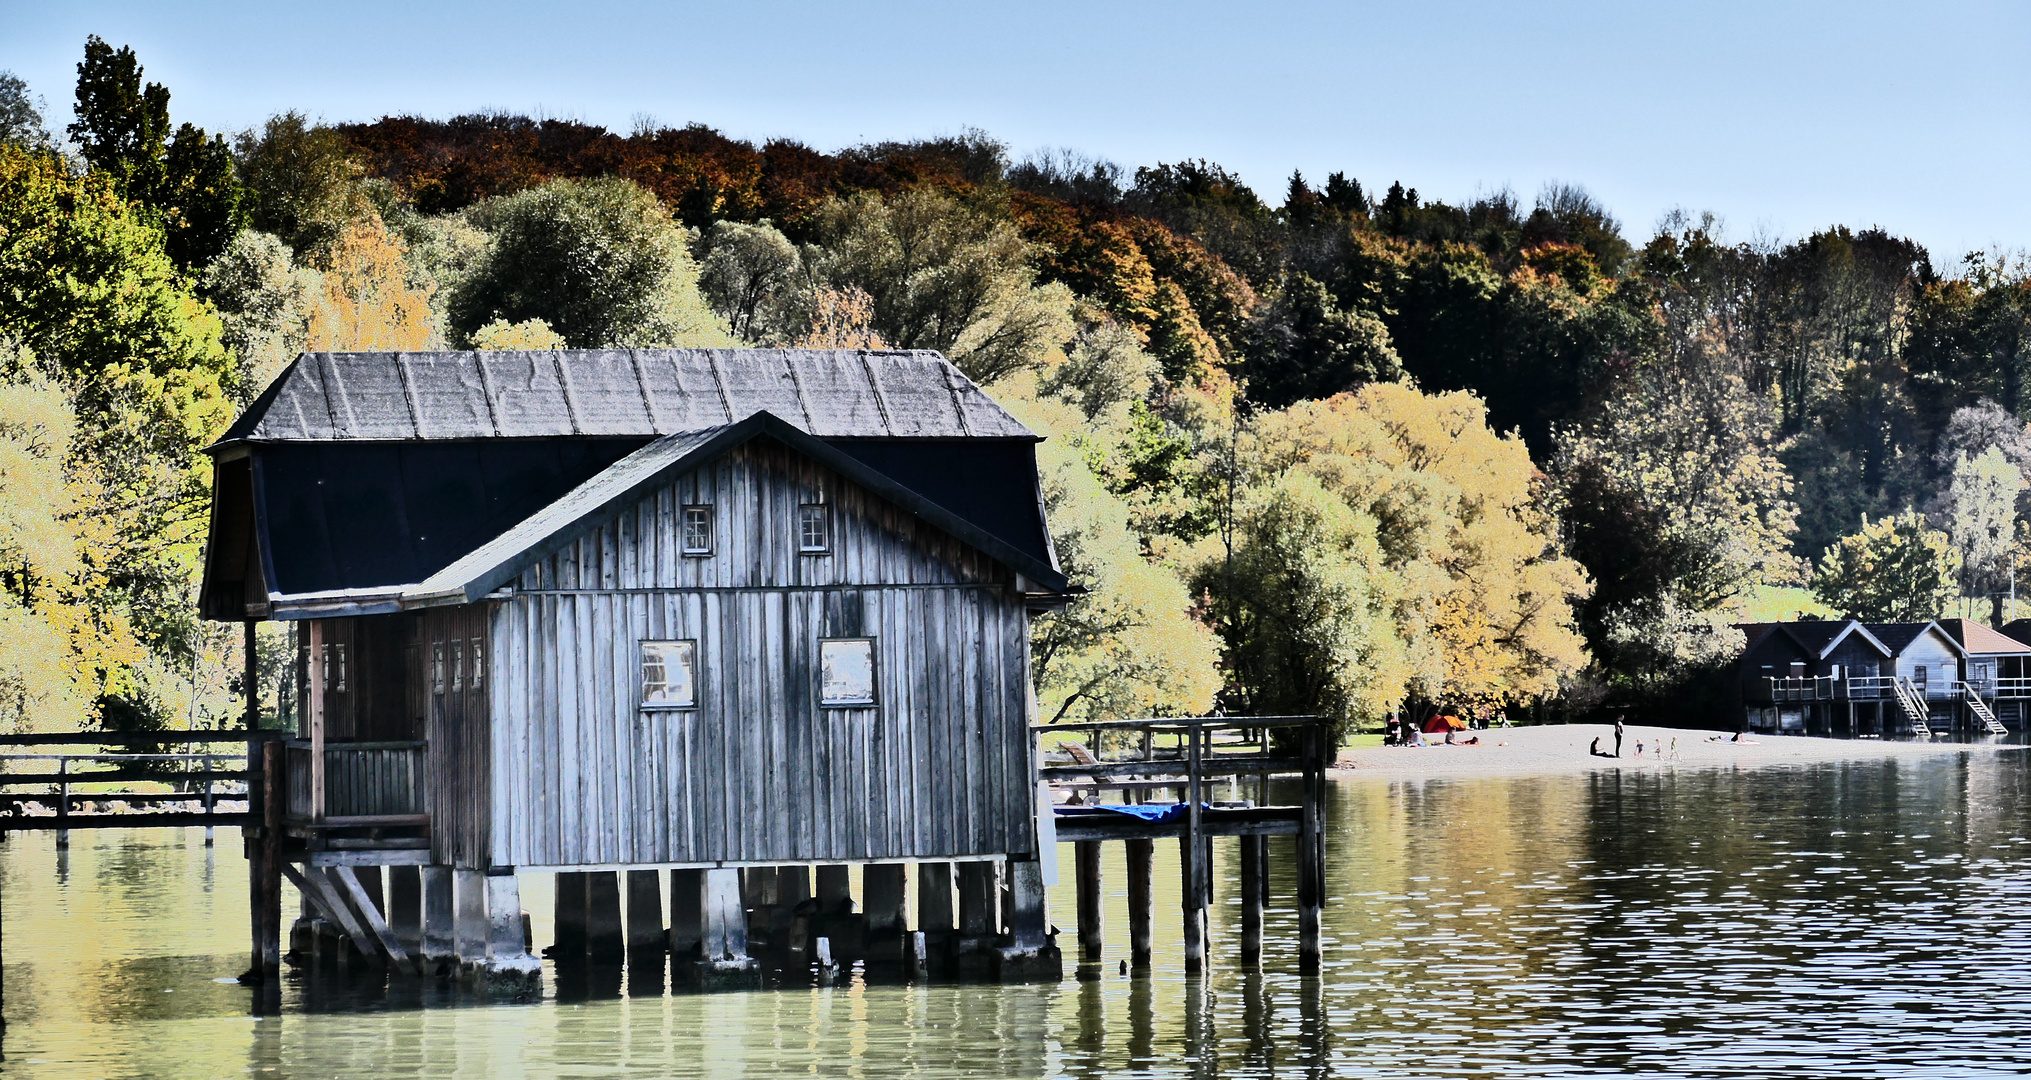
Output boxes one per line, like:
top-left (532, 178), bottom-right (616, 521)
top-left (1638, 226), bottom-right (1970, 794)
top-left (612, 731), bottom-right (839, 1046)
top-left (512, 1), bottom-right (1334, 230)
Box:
top-left (682, 505), bottom-right (714, 555)
top-left (641, 640), bottom-right (697, 709)
top-left (470, 637), bottom-right (485, 690)
top-left (820, 638), bottom-right (876, 707)
top-left (450, 639), bottom-right (464, 692)
top-left (432, 642), bottom-right (446, 695)
top-left (799, 503), bottom-right (831, 553)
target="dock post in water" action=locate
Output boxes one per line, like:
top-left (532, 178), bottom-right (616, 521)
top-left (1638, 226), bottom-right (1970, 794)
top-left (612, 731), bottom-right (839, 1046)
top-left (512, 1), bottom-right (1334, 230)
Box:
top-left (553, 871), bottom-right (587, 962)
top-left (1181, 725), bottom-right (1209, 975)
top-left (626, 869), bottom-right (664, 959)
top-left (421, 866), bottom-right (455, 966)
top-left (586, 872), bottom-right (625, 964)
top-left (699, 867), bottom-right (753, 970)
top-left (1125, 838), bottom-right (1154, 972)
top-left (667, 868), bottom-right (703, 958)
top-left (1239, 834), bottom-right (1265, 967)
top-left (1075, 841), bottom-right (1103, 963)
top-left (389, 866), bottom-right (422, 946)
top-left (918, 862), bottom-right (955, 935)
top-left (1298, 723), bottom-right (1325, 972)
top-left (956, 861), bottom-right (998, 948)
top-left (863, 864), bottom-right (907, 938)
top-left (452, 868), bottom-right (488, 970)
top-left (484, 869), bottom-right (539, 983)
top-left (815, 865), bottom-right (851, 911)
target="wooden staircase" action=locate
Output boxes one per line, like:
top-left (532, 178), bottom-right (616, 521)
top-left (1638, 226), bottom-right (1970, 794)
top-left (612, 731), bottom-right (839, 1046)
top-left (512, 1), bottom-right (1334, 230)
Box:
top-left (1957, 682), bottom-right (2010, 735)
top-left (1894, 677), bottom-right (1935, 736)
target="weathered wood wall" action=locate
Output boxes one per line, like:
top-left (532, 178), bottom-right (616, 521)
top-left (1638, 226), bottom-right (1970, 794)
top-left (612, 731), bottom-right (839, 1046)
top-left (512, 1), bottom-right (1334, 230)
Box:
top-left (421, 603), bottom-right (493, 867)
top-left (489, 438), bottom-right (1036, 868)
top-left (293, 613), bottom-right (418, 742)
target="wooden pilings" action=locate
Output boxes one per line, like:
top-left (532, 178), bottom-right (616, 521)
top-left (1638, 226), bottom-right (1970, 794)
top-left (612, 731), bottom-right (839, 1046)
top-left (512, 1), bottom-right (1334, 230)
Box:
top-left (1239, 835), bottom-right (1265, 966)
top-left (918, 862), bottom-right (955, 934)
top-left (625, 870), bottom-right (664, 958)
top-left (587, 872), bottom-right (624, 963)
top-left (421, 865), bottom-right (454, 962)
top-left (668, 868), bottom-right (704, 957)
top-left (1075, 841), bottom-right (1103, 962)
top-left (863, 864), bottom-right (907, 935)
top-left (1126, 839), bottom-right (1154, 971)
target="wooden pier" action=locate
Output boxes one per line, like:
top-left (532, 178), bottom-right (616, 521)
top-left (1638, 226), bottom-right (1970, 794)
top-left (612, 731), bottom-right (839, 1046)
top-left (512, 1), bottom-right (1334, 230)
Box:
top-left (1038, 714), bottom-right (1329, 974)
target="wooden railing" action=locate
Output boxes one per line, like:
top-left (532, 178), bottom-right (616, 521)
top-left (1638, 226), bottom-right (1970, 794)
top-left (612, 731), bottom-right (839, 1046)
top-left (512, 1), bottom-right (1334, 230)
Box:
top-left (0, 732), bottom-right (282, 832)
top-left (285, 740), bottom-right (428, 824)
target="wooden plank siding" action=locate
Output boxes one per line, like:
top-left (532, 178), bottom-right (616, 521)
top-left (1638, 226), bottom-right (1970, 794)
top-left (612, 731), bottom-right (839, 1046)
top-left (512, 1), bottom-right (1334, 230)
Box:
top-left (488, 438), bottom-right (1037, 869)
top-left (419, 603), bottom-right (492, 868)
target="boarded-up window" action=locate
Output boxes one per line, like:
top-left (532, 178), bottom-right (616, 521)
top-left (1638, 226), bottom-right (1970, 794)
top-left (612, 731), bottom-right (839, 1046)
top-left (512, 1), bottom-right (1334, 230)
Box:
top-left (820, 638), bottom-right (876, 706)
top-left (641, 640), bottom-right (697, 708)
top-left (683, 506), bottom-right (713, 555)
top-left (450, 640), bottom-right (465, 692)
top-left (432, 643), bottom-right (446, 695)
top-left (799, 503), bottom-right (831, 553)
top-left (470, 637), bottom-right (485, 689)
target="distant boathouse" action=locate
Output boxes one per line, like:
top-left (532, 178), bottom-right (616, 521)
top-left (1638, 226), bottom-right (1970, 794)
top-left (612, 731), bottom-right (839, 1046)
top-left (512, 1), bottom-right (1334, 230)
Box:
top-left (1737, 618), bottom-right (2031, 737)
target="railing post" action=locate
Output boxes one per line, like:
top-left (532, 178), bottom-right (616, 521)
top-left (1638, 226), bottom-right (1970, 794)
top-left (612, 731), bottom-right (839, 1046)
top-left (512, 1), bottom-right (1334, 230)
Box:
top-left (55, 756), bottom-right (68, 850)
top-left (1298, 721), bottom-right (1323, 972)
top-left (202, 754), bottom-right (215, 847)
top-left (307, 621), bottom-right (325, 824)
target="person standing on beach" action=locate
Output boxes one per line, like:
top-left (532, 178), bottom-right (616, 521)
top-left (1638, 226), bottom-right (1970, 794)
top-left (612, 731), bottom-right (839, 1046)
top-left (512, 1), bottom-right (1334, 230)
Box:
top-left (1614, 715), bottom-right (1625, 757)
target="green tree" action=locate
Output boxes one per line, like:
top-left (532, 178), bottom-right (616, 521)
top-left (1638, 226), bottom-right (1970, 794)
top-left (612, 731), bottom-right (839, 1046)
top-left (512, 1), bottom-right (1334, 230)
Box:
top-left (1942, 446), bottom-right (2023, 618)
top-left (1812, 511), bottom-right (1961, 621)
top-left (800, 189), bottom-right (1074, 383)
top-left (200, 230), bottom-right (321, 403)
top-left (1003, 382), bottom-right (1220, 724)
top-left (0, 71), bottom-right (52, 150)
top-left (1197, 469), bottom-right (1405, 739)
top-left (1246, 272), bottom-right (1402, 407)
top-left (696, 219), bottom-right (801, 342)
top-left (452, 176), bottom-right (732, 348)
top-left (0, 142), bottom-right (237, 730)
top-left (1555, 368), bottom-right (1797, 615)
top-left (68, 37), bottom-right (242, 269)
top-left (233, 112), bottom-right (375, 264)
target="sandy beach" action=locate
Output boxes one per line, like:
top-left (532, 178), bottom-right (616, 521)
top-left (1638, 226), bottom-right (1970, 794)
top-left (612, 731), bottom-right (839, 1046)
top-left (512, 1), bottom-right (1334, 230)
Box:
top-left (1330, 723), bottom-right (2022, 780)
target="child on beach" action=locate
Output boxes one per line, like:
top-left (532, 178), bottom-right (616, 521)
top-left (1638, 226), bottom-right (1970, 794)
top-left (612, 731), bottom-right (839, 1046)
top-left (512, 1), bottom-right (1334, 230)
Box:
top-left (1634, 740), bottom-right (1644, 759)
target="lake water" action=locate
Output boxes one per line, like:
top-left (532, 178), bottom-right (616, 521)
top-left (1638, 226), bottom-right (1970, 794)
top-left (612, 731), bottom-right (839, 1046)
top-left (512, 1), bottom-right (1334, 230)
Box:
top-left (5, 751), bottom-right (2031, 1078)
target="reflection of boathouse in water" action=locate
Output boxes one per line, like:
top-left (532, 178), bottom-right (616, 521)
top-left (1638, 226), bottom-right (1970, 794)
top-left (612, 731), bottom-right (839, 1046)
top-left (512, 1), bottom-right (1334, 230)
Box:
top-left (199, 348), bottom-right (1075, 981)
top-left (1737, 618), bottom-right (2031, 737)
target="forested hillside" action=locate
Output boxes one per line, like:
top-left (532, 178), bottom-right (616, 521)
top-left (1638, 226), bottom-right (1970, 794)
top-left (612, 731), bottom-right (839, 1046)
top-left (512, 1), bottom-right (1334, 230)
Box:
top-left (2, 38), bottom-right (2027, 737)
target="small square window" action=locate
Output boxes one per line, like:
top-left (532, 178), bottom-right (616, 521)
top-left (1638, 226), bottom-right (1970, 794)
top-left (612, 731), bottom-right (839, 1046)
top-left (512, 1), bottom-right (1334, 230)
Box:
top-left (683, 506), bottom-right (714, 555)
top-left (820, 638), bottom-right (876, 706)
top-left (470, 637), bottom-right (485, 689)
top-left (432, 642), bottom-right (446, 695)
top-left (799, 503), bottom-right (831, 553)
top-left (642, 640), bottom-right (697, 708)
top-left (450, 640), bottom-right (464, 692)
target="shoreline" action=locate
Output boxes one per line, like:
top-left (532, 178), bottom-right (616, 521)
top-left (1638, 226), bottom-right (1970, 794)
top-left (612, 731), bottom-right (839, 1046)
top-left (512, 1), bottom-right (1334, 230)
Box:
top-left (1328, 723), bottom-right (2022, 780)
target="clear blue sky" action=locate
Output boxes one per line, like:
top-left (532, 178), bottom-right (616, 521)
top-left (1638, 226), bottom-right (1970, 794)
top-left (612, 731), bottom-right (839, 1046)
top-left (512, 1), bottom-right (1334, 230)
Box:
top-left (2, 0), bottom-right (2026, 264)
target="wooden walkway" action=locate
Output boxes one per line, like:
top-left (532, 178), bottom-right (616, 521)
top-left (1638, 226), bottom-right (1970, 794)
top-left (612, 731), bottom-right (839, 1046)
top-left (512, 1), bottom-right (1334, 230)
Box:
top-left (1036, 715), bottom-right (1328, 974)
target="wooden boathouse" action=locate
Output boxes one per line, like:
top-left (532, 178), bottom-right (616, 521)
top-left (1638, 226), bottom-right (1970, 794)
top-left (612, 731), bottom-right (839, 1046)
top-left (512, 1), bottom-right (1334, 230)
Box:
top-left (1738, 617), bottom-right (2024, 736)
top-left (201, 348), bottom-right (1079, 982)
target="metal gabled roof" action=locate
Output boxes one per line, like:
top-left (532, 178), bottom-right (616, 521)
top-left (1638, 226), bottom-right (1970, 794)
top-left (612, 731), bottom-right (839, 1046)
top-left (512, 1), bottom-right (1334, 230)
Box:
top-left (1863, 621), bottom-right (1966, 659)
top-left (267, 412), bottom-right (1071, 617)
top-left (215, 349), bottom-right (1037, 446)
top-left (1935, 618), bottom-right (2031, 656)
